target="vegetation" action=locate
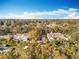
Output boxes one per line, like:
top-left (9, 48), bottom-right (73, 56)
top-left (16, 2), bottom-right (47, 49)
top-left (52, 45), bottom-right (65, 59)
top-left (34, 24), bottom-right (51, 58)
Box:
top-left (0, 19), bottom-right (79, 59)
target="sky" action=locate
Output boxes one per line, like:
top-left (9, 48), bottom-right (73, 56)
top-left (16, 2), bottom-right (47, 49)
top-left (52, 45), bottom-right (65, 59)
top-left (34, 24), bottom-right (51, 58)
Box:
top-left (0, 0), bottom-right (79, 19)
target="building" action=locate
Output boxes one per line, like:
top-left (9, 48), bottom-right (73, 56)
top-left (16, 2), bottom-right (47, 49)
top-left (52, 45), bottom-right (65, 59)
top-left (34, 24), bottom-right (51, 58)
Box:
top-left (0, 44), bottom-right (12, 53)
top-left (0, 35), bottom-right (12, 40)
top-left (37, 35), bottom-right (46, 43)
top-left (46, 23), bottom-right (63, 29)
top-left (46, 23), bottom-right (57, 28)
top-left (23, 46), bottom-right (28, 49)
top-left (12, 33), bottom-right (29, 41)
top-left (0, 33), bottom-right (29, 41)
top-left (47, 32), bottom-right (71, 41)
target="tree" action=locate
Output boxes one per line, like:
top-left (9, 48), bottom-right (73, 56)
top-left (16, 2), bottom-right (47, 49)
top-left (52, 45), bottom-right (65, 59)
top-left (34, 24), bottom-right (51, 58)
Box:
top-left (28, 30), bottom-right (38, 40)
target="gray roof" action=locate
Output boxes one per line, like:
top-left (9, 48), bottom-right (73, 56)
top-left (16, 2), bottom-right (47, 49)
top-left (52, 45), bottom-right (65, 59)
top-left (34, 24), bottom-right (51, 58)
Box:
top-left (0, 44), bottom-right (12, 53)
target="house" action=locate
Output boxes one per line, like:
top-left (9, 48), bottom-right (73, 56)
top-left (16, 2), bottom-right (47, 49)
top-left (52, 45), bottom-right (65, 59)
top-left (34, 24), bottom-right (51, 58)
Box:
top-left (37, 35), bottom-right (46, 43)
top-left (21, 24), bottom-right (28, 29)
top-left (23, 46), bottom-right (28, 49)
top-left (46, 23), bottom-right (57, 28)
top-left (0, 44), bottom-right (12, 53)
top-left (12, 33), bottom-right (29, 41)
top-left (38, 35), bottom-right (46, 41)
top-left (46, 23), bottom-right (63, 29)
top-left (0, 33), bottom-right (29, 41)
top-left (63, 34), bottom-right (71, 40)
top-left (36, 23), bottom-right (44, 29)
top-left (0, 35), bottom-right (12, 40)
top-left (47, 32), bottom-right (71, 41)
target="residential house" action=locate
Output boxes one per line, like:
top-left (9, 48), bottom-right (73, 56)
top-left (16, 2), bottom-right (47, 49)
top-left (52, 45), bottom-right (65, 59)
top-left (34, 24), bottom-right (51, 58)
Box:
top-left (46, 23), bottom-right (57, 28)
top-left (0, 33), bottom-right (29, 41)
top-left (0, 44), bottom-right (12, 53)
top-left (23, 46), bottom-right (28, 49)
top-left (47, 32), bottom-right (71, 41)
top-left (0, 35), bottom-right (12, 40)
top-left (46, 23), bottom-right (63, 28)
top-left (37, 35), bottom-right (46, 43)
top-left (12, 33), bottom-right (29, 41)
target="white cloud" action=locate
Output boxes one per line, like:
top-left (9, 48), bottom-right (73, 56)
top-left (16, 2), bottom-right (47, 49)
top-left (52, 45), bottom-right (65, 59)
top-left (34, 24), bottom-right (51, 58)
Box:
top-left (0, 8), bottom-right (79, 19)
top-left (64, 8), bottom-right (79, 19)
top-left (68, 8), bottom-right (78, 12)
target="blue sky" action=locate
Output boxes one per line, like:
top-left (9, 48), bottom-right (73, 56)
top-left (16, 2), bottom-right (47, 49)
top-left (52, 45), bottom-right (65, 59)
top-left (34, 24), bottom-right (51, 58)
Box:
top-left (0, 0), bottom-right (79, 19)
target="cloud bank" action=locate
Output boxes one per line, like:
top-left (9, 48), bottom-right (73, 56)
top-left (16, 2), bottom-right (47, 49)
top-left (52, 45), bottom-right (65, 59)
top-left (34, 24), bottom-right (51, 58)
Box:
top-left (0, 8), bottom-right (79, 19)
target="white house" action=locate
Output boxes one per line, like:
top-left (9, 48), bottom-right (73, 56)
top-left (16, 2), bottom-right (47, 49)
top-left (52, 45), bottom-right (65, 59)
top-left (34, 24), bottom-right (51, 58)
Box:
top-left (0, 35), bottom-right (12, 40)
top-left (63, 34), bottom-right (71, 40)
top-left (46, 23), bottom-right (63, 29)
top-left (0, 44), bottom-right (12, 53)
top-left (0, 33), bottom-right (29, 41)
top-left (23, 46), bottom-right (28, 49)
top-left (12, 33), bottom-right (28, 41)
top-left (46, 23), bottom-right (57, 28)
top-left (47, 32), bottom-right (71, 41)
